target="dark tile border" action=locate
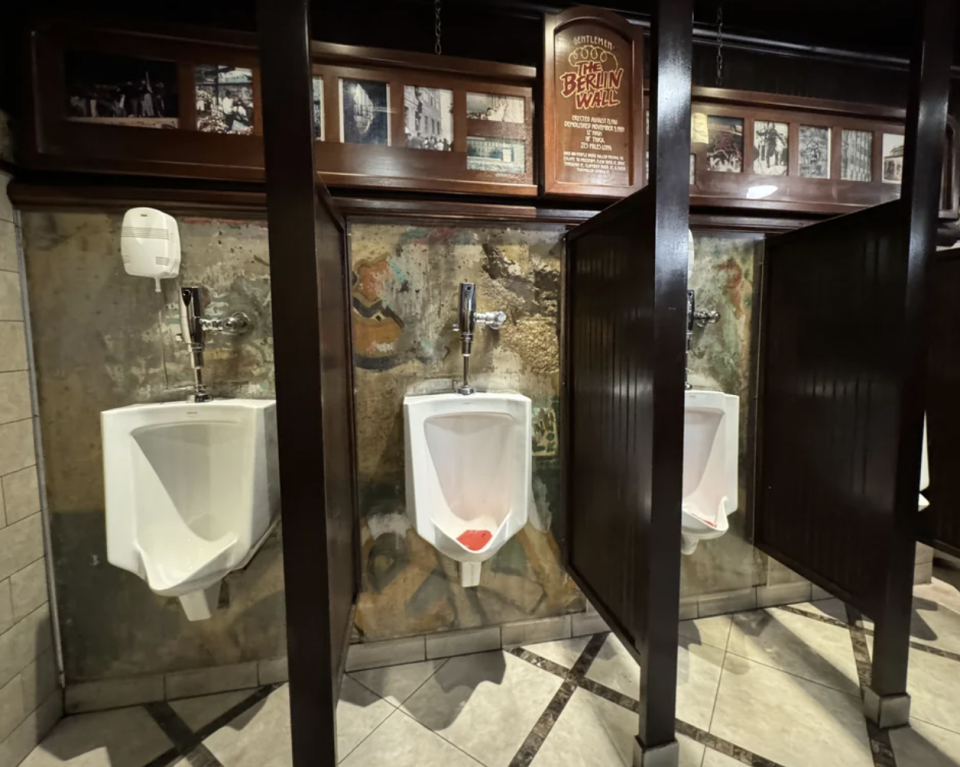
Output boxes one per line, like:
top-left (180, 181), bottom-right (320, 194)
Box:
top-left (143, 685), bottom-right (279, 767)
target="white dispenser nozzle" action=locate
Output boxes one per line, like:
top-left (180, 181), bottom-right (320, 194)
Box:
top-left (121, 208), bottom-right (181, 292)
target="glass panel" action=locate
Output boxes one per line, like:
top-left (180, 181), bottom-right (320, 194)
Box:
top-left (195, 65), bottom-right (254, 135)
top-left (841, 129), bottom-right (873, 182)
top-left (799, 125), bottom-right (831, 178)
top-left (706, 116), bottom-right (744, 173)
top-left (404, 86), bottom-right (453, 151)
top-left (882, 133), bottom-right (905, 184)
top-left (466, 93), bottom-right (524, 123)
top-left (313, 76), bottom-right (324, 141)
top-left (65, 52), bottom-right (178, 129)
top-left (753, 121), bottom-right (788, 176)
top-left (340, 78), bottom-right (390, 145)
top-left (466, 137), bottom-right (525, 174)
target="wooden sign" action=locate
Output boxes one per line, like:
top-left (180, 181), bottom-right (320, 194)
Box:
top-left (543, 7), bottom-right (644, 197)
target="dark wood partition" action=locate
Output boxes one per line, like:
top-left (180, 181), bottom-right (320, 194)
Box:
top-left (753, 0), bottom-right (954, 729)
top-left (922, 249), bottom-right (960, 558)
top-left (258, 0), bottom-right (359, 763)
top-left (561, 0), bottom-right (690, 761)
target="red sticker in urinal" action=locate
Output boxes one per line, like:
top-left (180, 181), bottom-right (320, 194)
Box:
top-left (457, 530), bottom-right (492, 551)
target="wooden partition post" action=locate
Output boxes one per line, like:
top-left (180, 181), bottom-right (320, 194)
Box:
top-left (561, 0), bottom-right (691, 764)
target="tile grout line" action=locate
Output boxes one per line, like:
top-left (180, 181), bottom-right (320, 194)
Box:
top-left (506, 632), bottom-right (608, 767)
top-left (392, 708), bottom-right (486, 766)
top-left (511, 636), bottom-right (789, 767)
top-left (844, 604), bottom-right (898, 767)
top-left (338, 658), bottom-right (451, 763)
top-left (705, 648), bottom-right (727, 734)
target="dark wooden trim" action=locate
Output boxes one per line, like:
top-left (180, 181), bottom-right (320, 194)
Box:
top-left (690, 86), bottom-right (907, 120)
top-left (310, 41), bottom-right (536, 83)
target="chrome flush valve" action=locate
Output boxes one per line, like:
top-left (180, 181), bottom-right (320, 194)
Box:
top-left (454, 283), bottom-right (507, 395)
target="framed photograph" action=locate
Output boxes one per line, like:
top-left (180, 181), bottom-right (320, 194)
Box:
top-left (466, 137), bottom-right (525, 174)
top-left (65, 52), bottom-right (178, 129)
top-left (313, 76), bottom-right (324, 141)
top-left (195, 65), bottom-right (254, 135)
top-left (753, 121), bottom-right (788, 176)
top-left (882, 133), bottom-right (905, 184)
top-left (404, 86), bottom-right (453, 151)
top-left (706, 116), bottom-right (744, 173)
top-left (799, 125), bottom-right (831, 179)
top-left (466, 93), bottom-right (524, 123)
top-left (841, 129), bottom-right (873, 182)
top-left (340, 78), bottom-right (390, 146)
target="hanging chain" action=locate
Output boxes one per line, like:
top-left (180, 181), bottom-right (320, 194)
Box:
top-left (434, 0), bottom-right (442, 55)
top-left (715, 5), bottom-right (724, 88)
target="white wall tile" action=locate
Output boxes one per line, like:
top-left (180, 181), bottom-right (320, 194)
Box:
top-left (571, 611), bottom-right (609, 637)
top-left (757, 581), bottom-right (813, 609)
top-left (0, 173), bottom-right (13, 225)
top-left (1, 467), bottom-right (38, 525)
top-left (0, 604), bottom-right (52, 690)
top-left (0, 420), bottom-right (34, 477)
top-left (10, 560), bottom-right (46, 622)
top-left (0, 676), bottom-right (25, 743)
top-left (502, 616), bottom-right (571, 648)
top-left (0, 581), bottom-right (11, 635)
top-left (165, 661), bottom-right (258, 700)
top-left (0, 222), bottom-right (16, 273)
top-left (0, 689), bottom-right (61, 767)
top-left (346, 636), bottom-right (426, 672)
top-left (0, 515), bottom-right (42, 584)
top-left (697, 587), bottom-right (758, 618)
top-left (0, 373), bottom-right (31, 426)
top-left (0, 323), bottom-right (26, 374)
top-left (258, 656), bottom-right (288, 685)
top-left (0, 272), bottom-right (22, 322)
top-left (20, 649), bottom-right (58, 714)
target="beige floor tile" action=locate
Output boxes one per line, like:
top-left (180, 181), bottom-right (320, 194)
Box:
top-left (890, 717), bottom-right (960, 766)
top-left (340, 711), bottom-right (482, 767)
top-left (701, 749), bottom-right (745, 767)
top-left (726, 607), bottom-right (860, 695)
top-left (906, 589), bottom-right (960, 656)
top-left (530, 688), bottom-right (704, 767)
top-left (710, 654), bottom-right (873, 767)
top-left (169, 689), bottom-right (257, 732)
top-left (522, 636), bottom-right (591, 669)
top-left (202, 685), bottom-right (292, 767)
top-left (349, 659), bottom-right (447, 707)
top-left (790, 598), bottom-right (850, 624)
top-left (401, 650), bottom-right (562, 767)
top-left (583, 634), bottom-right (723, 730)
top-left (336, 676), bottom-right (395, 759)
top-left (678, 615), bottom-right (732, 651)
top-left (20, 707), bottom-right (172, 767)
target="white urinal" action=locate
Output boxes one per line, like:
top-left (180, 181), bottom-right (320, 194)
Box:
top-left (681, 389), bottom-right (739, 556)
top-left (404, 392), bottom-right (531, 588)
top-left (102, 400), bottom-right (280, 620)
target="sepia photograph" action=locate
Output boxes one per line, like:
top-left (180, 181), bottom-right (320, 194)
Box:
top-left (882, 133), bottom-right (904, 184)
top-left (341, 78), bottom-right (390, 145)
top-left (753, 121), bottom-right (788, 176)
top-left (195, 65), bottom-right (254, 135)
top-left (706, 116), bottom-right (744, 173)
top-left (841, 129), bottom-right (872, 182)
top-left (313, 76), bottom-right (324, 140)
top-left (799, 125), bottom-right (831, 178)
top-left (466, 137), bottom-right (525, 174)
top-left (404, 86), bottom-right (453, 151)
top-left (466, 93), bottom-right (525, 123)
top-left (65, 52), bottom-right (178, 129)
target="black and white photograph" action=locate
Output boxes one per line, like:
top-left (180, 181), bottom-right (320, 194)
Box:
top-left (882, 133), bottom-right (904, 184)
top-left (706, 115), bottom-right (744, 173)
top-left (404, 86), bottom-right (453, 151)
top-left (466, 137), bottom-right (525, 174)
top-left (466, 93), bottom-right (525, 123)
top-left (841, 129), bottom-right (872, 182)
top-left (753, 121), bottom-right (788, 176)
top-left (799, 125), bottom-right (831, 178)
top-left (65, 52), bottom-right (178, 129)
top-left (195, 65), bottom-right (254, 135)
top-left (313, 76), bottom-right (324, 140)
top-left (341, 78), bottom-right (390, 145)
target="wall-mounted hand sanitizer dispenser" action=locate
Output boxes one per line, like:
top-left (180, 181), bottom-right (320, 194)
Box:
top-left (121, 207), bottom-right (181, 292)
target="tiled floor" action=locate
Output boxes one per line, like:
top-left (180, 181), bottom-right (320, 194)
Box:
top-left (19, 569), bottom-right (960, 767)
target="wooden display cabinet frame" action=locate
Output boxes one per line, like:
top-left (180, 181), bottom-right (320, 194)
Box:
top-left (21, 18), bottom-right (537, 196)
